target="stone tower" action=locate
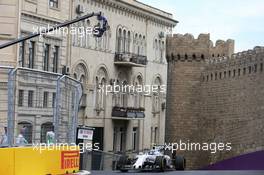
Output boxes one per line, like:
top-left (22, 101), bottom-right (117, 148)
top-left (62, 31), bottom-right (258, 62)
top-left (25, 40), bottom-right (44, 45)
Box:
top-left (165, 33), bottom-right (235, 169)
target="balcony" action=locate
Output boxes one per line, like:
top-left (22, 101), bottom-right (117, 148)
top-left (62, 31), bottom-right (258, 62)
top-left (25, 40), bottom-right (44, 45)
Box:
top-left (114, 52), bottom-right (147, 67)
top-left (112, 106), bottom-right (145, 119)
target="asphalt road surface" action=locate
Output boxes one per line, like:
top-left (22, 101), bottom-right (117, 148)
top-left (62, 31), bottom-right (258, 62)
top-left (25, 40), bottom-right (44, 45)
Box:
top-left (91, 171), bottom-right (264, 175)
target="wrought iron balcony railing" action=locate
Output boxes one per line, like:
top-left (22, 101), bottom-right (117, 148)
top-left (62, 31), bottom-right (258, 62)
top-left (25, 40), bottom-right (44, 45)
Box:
top-left (114, 52), bottom-right (147, 67)
top-left (112, 106), bottom-right (145, 119)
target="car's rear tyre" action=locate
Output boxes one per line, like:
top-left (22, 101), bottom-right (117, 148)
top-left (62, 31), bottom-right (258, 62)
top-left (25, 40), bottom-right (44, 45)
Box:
top-left (175, 155), bottom-right (186, 170)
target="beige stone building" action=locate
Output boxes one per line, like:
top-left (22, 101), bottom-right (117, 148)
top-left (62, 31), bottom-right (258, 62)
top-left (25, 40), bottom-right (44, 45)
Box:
top-left (0, 0), bottom-right (177, 154)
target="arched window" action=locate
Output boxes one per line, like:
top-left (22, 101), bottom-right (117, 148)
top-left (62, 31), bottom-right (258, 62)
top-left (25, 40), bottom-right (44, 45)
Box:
top-left (142, 36), bottom-right (146, 56)
top-left (81, 20), bottom-right (86, 47)
top-left (154, 39), bottom-right (158, 60)
top-left (74, 63), bottom-right (88, 86)
top-left (99, 78), bottom-right (106, 109)
top-left (134, 33), bottom-right (138, 54)
top-left (138, 34), bottom-right (142, 55)
top-left (123, 30), bottom-right (126, 52)
top-left (72, 23), bottom-right (78, 46)
top-left (85, 19), bottom-right (90, 48)
top-left (95, 76), bottom-right (100, 109)
top-left (40, 122), bottom-right (54, 143)
top-left (104, 26), bottom-right (111, 50)
top-left (97, 36), bottom-right (102, 49)
top-left (127, 31), bottom-right (131, 53)
top-left (152, 77), bottom-right (162, 113)
top-left (154, 39), bottom-right (158, 48)
top-left (95, 67), bottom-right (108, 111)
top-left (134, 75), bottom-right (143, 108)
top-left (117, 28), bottom-right (122, 52)
top-left (177, 54), bottom-right (181, 60)
top-left (108, 28), bottom-right (112, 50)
top-left (121, 80), bottom-right (128, 107)
top-left (17, 122), bottom-right (33, 144)
top-left (158, 40), bottom-right (161, 60)
top-left (79, 21), bottom-right (84, 48)
top-left (80, 74), bottom-right (85, 83)
top-left (115, 71), bottom-right (129, 108)
top-left (73, 73), bottom-right (77, 80)
top-left (113, 79), bottom-right (120, 107)
top-left (103, 31), bottom-right (107, 50)
top-left (161, 41), bottom-right (165, 62)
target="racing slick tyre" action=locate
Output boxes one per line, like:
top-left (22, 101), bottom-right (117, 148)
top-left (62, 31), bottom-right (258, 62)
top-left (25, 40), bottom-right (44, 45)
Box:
top-left (117, 156), bottom-right (128, 172)
top-left (155, 156), bottom-right (166, 172)
top-left (175, 155), bottom-right (186, 171)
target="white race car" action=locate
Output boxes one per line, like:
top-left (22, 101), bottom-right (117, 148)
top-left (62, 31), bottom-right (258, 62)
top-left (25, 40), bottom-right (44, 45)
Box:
top-left (116, 146), bottom-right (186, 172)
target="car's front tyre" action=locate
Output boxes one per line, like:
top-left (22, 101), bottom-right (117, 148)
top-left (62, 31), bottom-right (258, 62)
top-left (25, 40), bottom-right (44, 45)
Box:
top-left (155, 156), bottom-right (166, 172)
top-left (117, 155), bottom-right (128, 172)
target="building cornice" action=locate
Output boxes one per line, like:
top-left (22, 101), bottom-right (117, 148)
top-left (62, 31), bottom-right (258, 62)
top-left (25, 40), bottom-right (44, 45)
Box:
top-left (91, 0), bottom-right (178, 27)
top-left (21, 12), bottom-right (63, 25)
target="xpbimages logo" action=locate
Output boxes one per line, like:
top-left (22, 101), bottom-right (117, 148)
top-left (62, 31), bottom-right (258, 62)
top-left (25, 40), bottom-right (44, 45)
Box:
top-left (164, 141), bottom-right (232, 154)
top-left (32, 24), bottom-right (100, 38)
top-left (98, 83), bottom-right (166, 95)
top-left (33, 142), bottom-right (100, 154)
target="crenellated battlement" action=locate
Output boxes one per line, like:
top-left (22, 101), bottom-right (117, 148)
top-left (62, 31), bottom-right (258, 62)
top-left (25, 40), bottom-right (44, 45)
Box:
top-left (205, 46), bottom-right (264, 65)
top-left (202, 46), bottom-right (264, 83)
top-left (166, 33), bottom-right (235, 62)
top-left (232, 46), bottom-right (264, 59)
top-left (210, 39), bottom-right (234, 58)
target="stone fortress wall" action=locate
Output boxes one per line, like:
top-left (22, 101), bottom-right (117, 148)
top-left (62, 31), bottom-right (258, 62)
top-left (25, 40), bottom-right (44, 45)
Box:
top-left (166, 33), bottom-right (264, 169)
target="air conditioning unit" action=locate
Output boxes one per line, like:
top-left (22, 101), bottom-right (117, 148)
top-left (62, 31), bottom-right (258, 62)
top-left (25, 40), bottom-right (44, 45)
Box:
top-left (76, 4), bottom-right (84, 14)
top-left (62, 65), bottom-right (70, 75)
top-left (159, 32), bottom-right (165, 38)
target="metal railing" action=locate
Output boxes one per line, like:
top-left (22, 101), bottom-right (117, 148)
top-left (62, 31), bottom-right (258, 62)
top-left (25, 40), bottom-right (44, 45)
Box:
top-left (112, 106), bottom-right (145, 118)
top-left (114, 52), bottom-right (147, 66)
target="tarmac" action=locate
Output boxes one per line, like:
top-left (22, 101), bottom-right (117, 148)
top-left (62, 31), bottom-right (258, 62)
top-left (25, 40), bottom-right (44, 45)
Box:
top-left (91, 170), bottom-right (264, 175)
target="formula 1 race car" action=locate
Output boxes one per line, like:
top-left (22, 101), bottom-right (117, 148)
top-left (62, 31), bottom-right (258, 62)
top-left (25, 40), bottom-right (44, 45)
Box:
top-left (116, 146), bottom-right (186, 172)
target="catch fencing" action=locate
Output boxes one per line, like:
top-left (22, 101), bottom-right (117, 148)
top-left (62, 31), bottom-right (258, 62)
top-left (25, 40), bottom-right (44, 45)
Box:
top-left (0, 66), bottom-right (82, 147)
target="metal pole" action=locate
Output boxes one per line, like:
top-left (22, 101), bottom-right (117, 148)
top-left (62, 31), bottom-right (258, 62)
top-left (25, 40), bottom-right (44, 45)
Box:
top-left (7, 68), bottom-right (17, 147)
top-left (0, 12), bottom-right (101, 49)
top-left (54, 75), bottom-right (66, 142)
top-left (70, 83), bottom-right (83, 143)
